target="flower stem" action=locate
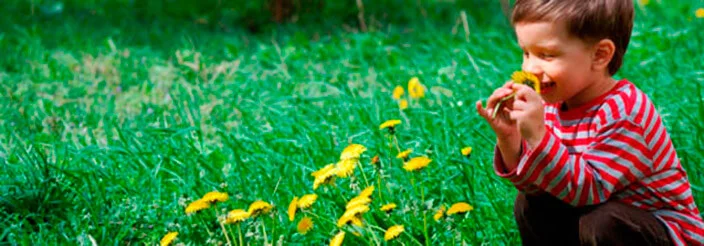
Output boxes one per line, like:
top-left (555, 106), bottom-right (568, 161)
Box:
top-left (237, 224), bottom-right (243, 246)
top-left (260, 217), bottom-right (268, 245)
top-left (220, 220), bottom-right (233, 246)
top-left (197, 216), bottom-right (213, 235)
top-left (420, 173), bottom-right (429, 246)
top-left (491, 93), bottom-right (516, 119)
top-left (358, 160), bottom-right (371, 188)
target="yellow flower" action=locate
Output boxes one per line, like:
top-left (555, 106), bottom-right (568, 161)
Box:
top-left (297, 217), bottom-right (314, 234)
top-left (312, 164), bottom-right (335, 178)
top-left (340, 143), bottom-right (367, 160)
top-left (337, 205), bottom-right (370, 227)
top-left (248, 200), bottom-right (273, 217)
top-left (396, 149), bottom-right (412, 160)
top-left (346, 196), bottom-right (372, 210)
top-left (447, 202), bottom-right (474, 215)
top-left (201, 191), bottom-right (229, 204)
top-left (433, 205), bottom-right (446, 221)
top-left (288, 197), bottom-right (298, 221)
top-left (384, 225), bottom-right (404, 241)
top-left (225, 209), bottom-right (250, 224)
top-left (697, 8), bottom-right (704, 18)
top-left (399, 99), bottom-right (409, 110)
top-left (461, 146), bottom-right (473, 157)
top-left (160, 231), bottom-right (178, 246)
top-left (297, 194), bottom-right (318, 209)
top-left (329, 231), bottom-right (345, 246)
top-left (185, 199), bottom-right (210, 214)
top-left (638, 0), bottom-right (649, 5)
top-left (511, 71), bottom-right (540, 94)
top-left (392, 85), bottom-right (405, 100)
top-left (379, 119), bottom-right (402, 130)
top-left (380, 203), bottom-right (397, 212)
top-left (403, 156), bottom-right (432, 172)
top-left (313, 165), bottom-right (338, 190)
top-left (335, 159), bottom-right (357, 178)
top-left (359, 186), bottom-right (375, 198)
top-left (408, 77), bottom-right (425, 99)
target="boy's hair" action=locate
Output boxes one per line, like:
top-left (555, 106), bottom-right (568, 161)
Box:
top-left (511, 0), bottom-right (634, 75)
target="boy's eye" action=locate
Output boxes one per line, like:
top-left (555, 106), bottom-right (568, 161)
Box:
top-left (539, 53), bottom-right (555, 59)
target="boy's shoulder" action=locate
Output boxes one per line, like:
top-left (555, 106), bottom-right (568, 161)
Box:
top-left (594, 79), bottom-right (656, 128)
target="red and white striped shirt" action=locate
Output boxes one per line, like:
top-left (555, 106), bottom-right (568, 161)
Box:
top-left (494, 79), bottom-right (704, 245)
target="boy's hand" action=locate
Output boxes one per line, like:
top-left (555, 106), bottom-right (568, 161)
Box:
top-left (509, 83), bottom-right (546, 149)
top-left (476, 82), bottom-right (522, 171)
top-left (476, 81), bottom-right (520, 142)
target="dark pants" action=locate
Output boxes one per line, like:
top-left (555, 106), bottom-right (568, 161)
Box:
top-left (514, 192), bottom-right (672, 246)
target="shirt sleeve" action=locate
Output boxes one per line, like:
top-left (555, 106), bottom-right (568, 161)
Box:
top-left (495, 119), bottom-right (652, 206)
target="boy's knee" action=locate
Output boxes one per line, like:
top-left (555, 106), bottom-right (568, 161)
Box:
top-left (578, 204), bottom-right (624, 244)
top-left (578, 202), bottom-right (662, 245)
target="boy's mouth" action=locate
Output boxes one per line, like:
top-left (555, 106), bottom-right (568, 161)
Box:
top-left (541, 81), bottom-right (556, 92)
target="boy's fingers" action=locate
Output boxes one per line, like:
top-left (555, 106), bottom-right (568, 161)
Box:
top-left (513, 100), bottom-right (527, 111)
top-left (475, 100), bottom-right (489, 120)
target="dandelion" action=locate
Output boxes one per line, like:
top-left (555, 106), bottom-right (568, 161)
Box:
top-left (330, 231), bottom-right (345, 246)
top-left (340, 143), bottom-right (367, 160)
top-left (160, 231), bottom-right (178, 246)
top-left (335, 159), bottom-right (357, 178)
top-left (297, 217), bottom-right (314, 234)
top-left (447, 202), bottom-right (474, 215)
top-left (297, 194), bottom-right (318, 209)
top-left (313, 165), bottom-right (338, 190)
top-left (399, 99), bottom-right (409, 110)
top-left (384, 225), bottom-right (404, 241)
top-left (225, 209), bottom-right (250, 224)
top-left (312, 164), bottom-right (335, 178)
top-left (433, 205), bottom-right (446, 221)
top-left (380, 203), bottom-right (397, 213)
top-left (461, 146), bottom-right (473, 158)
top-left (248, 200), bottom-right (273, 217)
top-left (697, 8), bottom-right (704, 18)
top-left (408, 77), bottom-right (425, 99)
top-left (396, 149), bottom-right (412, 161)
top-left (403, 156), bottom-right (432, 172)
top-left (338, 205), bottom-right (370, 227)
top-left (392, 86), bottom-right (405, 100)
top-left (492, 71), bottom-right (541, 119)
top-left (185, 199), bottom-right (210, 214)
top-left (288, 197), bottom-right (298, 221)
top-left (346, 196), bottom-right (372, 210)
top-left (359, 186), bottom-right (375, 198)
top-left (379, 119), bottom-right (402, 134)
top-left (511, 71), bottom-right (541, 94)
top-left (201, 191), bottom-right (229, 204)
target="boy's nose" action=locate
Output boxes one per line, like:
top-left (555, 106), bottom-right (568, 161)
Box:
top-left (522, 59), bottom-right (543, 77)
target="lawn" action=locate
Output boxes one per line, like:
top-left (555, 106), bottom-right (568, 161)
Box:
top-left (1, 0), bottom-right (703, 245)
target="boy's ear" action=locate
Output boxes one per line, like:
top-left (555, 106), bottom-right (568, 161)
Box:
top-left (592, 39), bottom-right (616, 72)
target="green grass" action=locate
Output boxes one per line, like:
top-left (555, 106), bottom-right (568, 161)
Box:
top-left (1, 0), bottom-right (703, 245)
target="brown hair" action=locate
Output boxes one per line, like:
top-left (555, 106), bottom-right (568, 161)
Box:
top-left (511, 0), bottom-right (634, 75)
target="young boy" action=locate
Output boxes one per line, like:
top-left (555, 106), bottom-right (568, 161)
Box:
top-left (475, 0), bottom-right (704, 245)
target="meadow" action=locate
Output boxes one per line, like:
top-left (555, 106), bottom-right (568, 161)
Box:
top-left (1, 0), bottom-right (703, 245)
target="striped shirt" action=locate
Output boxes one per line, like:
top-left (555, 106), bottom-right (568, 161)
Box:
top-left (493, 79), bottom-right (704, 245)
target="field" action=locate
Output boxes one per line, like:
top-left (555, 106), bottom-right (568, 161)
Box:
top-left (1, 0), bottom-right (703, 245)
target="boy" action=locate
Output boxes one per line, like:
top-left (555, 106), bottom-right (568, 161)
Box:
top-left (475, 0), bottom-right (704, 245)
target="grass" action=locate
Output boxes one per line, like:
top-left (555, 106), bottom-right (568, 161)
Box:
top-left (1, 0), bottom-right (703, 245)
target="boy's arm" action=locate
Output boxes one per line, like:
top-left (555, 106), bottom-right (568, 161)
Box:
top-left (493, 141), bottom-right (543, 194)
top-left (500, 118), bottom-right (652, 206)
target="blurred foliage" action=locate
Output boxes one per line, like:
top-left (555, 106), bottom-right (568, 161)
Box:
top-left (1, 0), bottom-right (511, 33)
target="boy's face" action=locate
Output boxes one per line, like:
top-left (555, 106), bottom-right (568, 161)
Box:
top-left (514, 21), bottom-right (599, 106)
